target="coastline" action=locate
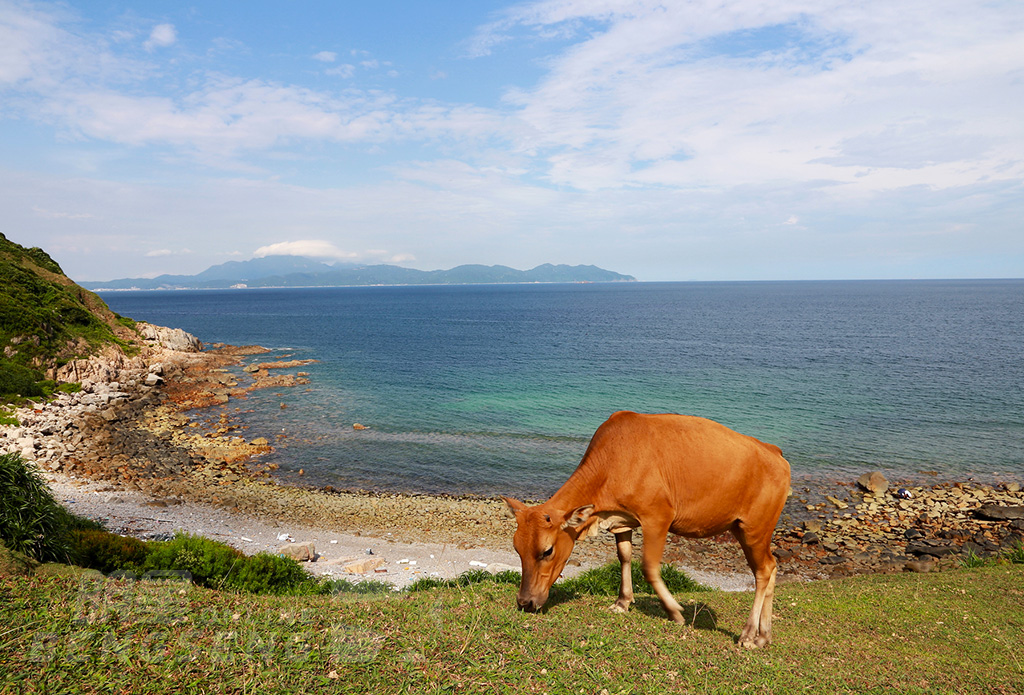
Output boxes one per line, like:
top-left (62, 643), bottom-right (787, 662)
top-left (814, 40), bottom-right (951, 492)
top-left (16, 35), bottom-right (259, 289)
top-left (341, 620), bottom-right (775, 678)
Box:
top-left (3, 329), bottom-right (1023, 590)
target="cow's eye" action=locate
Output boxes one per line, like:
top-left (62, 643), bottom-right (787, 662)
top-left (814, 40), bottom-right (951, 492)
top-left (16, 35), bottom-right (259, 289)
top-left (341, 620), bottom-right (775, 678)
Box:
top-left (541, 546), bottom-right (554, 559)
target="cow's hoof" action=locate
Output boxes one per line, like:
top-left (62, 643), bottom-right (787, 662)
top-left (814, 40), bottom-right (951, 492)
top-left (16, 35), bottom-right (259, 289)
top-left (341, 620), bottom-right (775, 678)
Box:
top-left (609, 601), bottom-right (631, 614)
top-left (739, 635), bottom-right (770, 649)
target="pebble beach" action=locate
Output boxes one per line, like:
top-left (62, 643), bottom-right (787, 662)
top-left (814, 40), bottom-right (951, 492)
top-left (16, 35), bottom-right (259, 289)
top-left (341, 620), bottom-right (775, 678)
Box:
top-left (4, 326), bottom-right (1023, 591)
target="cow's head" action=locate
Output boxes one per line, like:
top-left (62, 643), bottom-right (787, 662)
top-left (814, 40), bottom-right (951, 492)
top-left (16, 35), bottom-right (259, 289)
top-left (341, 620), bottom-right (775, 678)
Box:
top-left (501, 496), bottom-right (594, 612)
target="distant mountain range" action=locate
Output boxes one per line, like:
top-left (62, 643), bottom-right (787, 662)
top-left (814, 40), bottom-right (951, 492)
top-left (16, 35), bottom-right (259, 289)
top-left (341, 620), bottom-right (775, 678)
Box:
top-left (80, 257), bottom-right (637, 290)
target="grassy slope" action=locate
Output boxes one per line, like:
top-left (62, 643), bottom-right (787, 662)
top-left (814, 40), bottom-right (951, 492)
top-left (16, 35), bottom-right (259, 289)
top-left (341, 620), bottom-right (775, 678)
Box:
top-left (2, 565), bottom-right (1021, 694)
top-left (0, 233), bottom-right (136, 396)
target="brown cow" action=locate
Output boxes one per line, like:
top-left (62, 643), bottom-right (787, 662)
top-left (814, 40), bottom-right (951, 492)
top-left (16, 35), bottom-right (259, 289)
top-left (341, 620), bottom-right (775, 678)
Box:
top-left (502, 411), bottom-right (791, 649)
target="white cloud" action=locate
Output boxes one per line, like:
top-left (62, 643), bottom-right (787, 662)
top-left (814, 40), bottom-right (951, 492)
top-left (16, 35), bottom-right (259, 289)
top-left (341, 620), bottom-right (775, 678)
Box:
top-left (144, 23), bottom-right (177, 51)
top-left (312, 51), bottom-right (337, 63)
top-left (325, 64), bottom-right (355, 78)
top-left (253, 240), bottom-right (360, 260)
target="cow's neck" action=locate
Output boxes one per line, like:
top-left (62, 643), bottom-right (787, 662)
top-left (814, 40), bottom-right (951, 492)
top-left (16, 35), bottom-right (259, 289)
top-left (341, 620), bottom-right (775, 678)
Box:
top-left (548, 455), bottom-right (609, 512)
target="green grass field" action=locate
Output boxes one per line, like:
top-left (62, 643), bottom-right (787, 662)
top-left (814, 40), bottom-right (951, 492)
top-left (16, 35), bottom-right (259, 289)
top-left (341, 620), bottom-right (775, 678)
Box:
top-left (2, 564), bottom-right (1022, 694)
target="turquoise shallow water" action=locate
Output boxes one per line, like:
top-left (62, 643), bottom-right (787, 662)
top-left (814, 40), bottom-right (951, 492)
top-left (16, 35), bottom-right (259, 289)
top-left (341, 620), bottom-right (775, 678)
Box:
top-left (101, 280), bottom-right (1024, 498)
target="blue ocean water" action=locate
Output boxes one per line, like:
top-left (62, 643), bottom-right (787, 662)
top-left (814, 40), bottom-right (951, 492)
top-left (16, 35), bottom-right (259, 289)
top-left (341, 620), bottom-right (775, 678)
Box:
top-left (101, 280), bottom-right (1024, 498)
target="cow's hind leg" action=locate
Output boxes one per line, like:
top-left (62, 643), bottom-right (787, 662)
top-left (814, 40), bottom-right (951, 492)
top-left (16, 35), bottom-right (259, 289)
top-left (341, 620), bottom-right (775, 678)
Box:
top-left (610, 530), bottom-right (634, 613)
top-left (640, 523), bottom-right (685, 624)
top-left (733, 525), bottom-right (778, 649)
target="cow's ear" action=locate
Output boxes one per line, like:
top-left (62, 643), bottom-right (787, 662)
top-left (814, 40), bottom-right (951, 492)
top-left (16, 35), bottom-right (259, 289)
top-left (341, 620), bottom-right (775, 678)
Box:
top-left (563, 504), bottom-right (595, 529)
top-left (501, 496), bottom-right (527, 518)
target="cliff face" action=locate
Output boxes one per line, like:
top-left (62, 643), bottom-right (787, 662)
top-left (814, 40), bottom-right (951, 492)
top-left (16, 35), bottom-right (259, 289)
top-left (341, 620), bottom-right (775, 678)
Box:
top-left (0, 234), bottom-right (197, 393)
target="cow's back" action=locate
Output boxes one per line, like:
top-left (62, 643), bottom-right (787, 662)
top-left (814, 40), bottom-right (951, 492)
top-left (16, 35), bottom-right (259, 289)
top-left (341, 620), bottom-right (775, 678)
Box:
top-left (573, 411), bottom-right (791, 537)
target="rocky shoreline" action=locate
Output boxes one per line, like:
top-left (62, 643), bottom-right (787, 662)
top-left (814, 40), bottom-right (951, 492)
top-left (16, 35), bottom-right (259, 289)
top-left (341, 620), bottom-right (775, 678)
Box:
top-left (3, 328), bottom-right (1023, 588)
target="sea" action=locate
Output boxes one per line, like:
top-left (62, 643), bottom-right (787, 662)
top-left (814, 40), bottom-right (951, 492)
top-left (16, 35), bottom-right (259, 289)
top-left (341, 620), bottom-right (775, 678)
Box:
top-left (99, 280), bottom-right (1024, 499)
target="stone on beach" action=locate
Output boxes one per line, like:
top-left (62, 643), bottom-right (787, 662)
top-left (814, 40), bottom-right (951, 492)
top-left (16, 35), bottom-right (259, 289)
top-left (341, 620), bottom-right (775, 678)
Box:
top-left (278, 542), bottom-right (316, 562)
top-left (857, 471), bottom-right (889, 494)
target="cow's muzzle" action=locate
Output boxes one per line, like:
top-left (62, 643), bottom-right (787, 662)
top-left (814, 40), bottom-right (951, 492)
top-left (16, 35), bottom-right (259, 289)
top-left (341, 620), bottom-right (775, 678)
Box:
top-left (517, 596), bottom-right (539, 612)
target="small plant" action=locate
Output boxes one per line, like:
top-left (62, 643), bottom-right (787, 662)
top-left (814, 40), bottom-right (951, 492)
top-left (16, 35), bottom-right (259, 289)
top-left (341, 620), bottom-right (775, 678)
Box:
top-left (0, 405), bottom-right (17, 426)
top-left (556, 560), bottom-right (709, 599)
top-left (407, 569), bottom-right (521, 592)
top-left (1002, 539), bottom-right (1024, 564)
top-left (314, 577), bottom-right (394, 596)
top-left (959, 548), bottom-right (989, 569)
top-left (0, 452), bottom-right (78, 562)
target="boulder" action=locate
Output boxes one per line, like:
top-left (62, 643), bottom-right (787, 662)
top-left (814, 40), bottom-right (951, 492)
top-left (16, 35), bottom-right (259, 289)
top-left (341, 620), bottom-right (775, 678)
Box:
top-left (136, 323), bottom-right (202, 352)
top-left (278, 542), bottom-right (316, 562)
top-left (857, 472), bottom-right (889, 494)
top-left (341, 557), bottom-right (385, 574)
top-left (904, 560), bottom-right (935, 573)
top-left (975, 504), bottom-right (1024, 521)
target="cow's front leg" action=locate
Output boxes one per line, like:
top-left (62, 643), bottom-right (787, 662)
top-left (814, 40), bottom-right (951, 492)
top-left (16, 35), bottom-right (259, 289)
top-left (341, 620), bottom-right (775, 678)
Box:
top-left (640, 523), bottom-right (686, 624)
top-left (610, 530), bottom-right (634, 613)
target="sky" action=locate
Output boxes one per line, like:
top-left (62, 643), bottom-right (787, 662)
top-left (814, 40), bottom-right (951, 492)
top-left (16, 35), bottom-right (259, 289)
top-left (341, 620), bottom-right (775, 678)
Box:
top-left (1, 0), bottom-right (1022, 282)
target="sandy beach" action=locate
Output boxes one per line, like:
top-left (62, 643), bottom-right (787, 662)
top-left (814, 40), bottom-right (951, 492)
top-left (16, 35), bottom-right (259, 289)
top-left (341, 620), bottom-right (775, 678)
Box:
top-left (5, 329), bottom-right (1022, 592)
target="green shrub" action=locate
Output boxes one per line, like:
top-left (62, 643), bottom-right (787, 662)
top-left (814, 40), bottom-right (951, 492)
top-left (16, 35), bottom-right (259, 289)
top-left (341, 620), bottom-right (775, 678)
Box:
top-left (220, 551), bottom-right (310, 595)
top-left (73, 528), bottom-right (152, 574)
top-left (555, 560), bottom-right (709, 599)
top-left (0, 359), bottom-right (44, 398)
top-left (0, 452), bottom-right (75, 562)
top-left (142, 532), bottom-right (246, 589)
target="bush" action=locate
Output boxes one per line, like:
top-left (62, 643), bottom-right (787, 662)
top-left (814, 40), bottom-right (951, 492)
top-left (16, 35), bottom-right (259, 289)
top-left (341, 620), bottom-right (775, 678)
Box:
top-left (220, 551), bottom-right (311, 595)
top-left (73, 529), bottom-right (152, 574)
top-left (142, 532), bottom-right (247, 589)
top-left (0, 359), bottom-right (44, 398)
top-left (0, 452), bottom-right (76, 562)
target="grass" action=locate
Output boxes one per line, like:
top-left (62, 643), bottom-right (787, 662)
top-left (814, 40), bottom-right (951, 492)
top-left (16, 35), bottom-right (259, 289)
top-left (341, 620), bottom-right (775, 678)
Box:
top-left (1, 564), bottom-right (1022, 694)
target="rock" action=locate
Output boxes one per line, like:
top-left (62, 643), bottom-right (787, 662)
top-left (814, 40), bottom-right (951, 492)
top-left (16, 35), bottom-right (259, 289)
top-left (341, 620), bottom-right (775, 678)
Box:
top-left (136, 323), bottom-right (202, 352)
top-left (801, 532), bottom-right (820, 545)
top-left (144, 373), bottom-right (163, 387)
top-left (803, 520), bottom-right (823, 534)
top-left (820, 555), bottom-right (847, 565)
top-left (772, 548), bottom-right (793, 560)
top-left (975, 504), bottom-right (1024, 521)
top-left (826, 495), bottom-right (848, 510)
top-left (353, 423), bottom-right (368, 430)
top-left (906, 542), bottom-right (958, 557)
top-left (1003, 482), bottom-right (1021, 493)
top-left (341, 557), bottom-right (385, 574)
top-left (278, 542), bottom-right (316, 562)
top-left (485, 562), bottom-right (520, 575)
top-left (904, 560), bottom-right (935, 573)
top-left (857, 471), bottom-right (889, 494)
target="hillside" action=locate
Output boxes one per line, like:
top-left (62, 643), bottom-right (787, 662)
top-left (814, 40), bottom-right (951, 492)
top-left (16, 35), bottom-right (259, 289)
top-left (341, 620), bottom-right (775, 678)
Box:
top-left (79, 258), bottom-right (636, 290)
top-left (0, 233), bottom-right (137, 397)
